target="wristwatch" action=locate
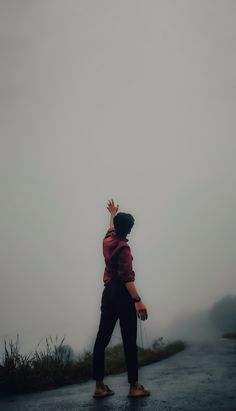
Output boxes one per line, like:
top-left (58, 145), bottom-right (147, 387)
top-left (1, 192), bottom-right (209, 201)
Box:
top-left (132, 295), bottom-right (141, 303)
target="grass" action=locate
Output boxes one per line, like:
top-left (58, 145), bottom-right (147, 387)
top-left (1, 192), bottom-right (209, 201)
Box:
top-left (0, 334), bottom-right (185, 397)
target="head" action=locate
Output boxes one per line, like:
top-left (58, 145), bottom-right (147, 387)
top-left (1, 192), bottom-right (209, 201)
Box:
top-left (113, 212), bottom-right (135, 237)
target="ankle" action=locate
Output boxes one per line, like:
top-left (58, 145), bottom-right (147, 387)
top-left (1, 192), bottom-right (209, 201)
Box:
top-left (96, 380), bottom-right (105, 389)
top-left (130, 381), bottom-right (138, 388)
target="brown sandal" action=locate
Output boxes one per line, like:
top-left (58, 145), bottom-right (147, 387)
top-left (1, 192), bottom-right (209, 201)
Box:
top-left (128, 383), bottom-right (150, 397)
top-left (93, 384), bottom-right (114, 398)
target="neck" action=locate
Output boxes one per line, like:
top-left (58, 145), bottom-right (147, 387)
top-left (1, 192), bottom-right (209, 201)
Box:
top-left (116, 233), bottom-right (126, 238)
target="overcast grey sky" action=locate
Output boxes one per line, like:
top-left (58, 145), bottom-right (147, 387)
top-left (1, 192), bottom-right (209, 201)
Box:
top-left (0, 0), bottom-right (236, 354)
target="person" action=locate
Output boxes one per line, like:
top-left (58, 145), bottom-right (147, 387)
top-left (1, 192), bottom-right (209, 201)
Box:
top-left (92, 199), bottom-right (150, 398)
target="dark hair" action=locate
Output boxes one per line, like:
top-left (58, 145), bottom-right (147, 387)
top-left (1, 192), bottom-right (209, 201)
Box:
top-left (113, 212), bottom-right (135, 236)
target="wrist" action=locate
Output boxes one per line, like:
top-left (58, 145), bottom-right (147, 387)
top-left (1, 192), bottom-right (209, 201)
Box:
top-left (132, 295), bottom-right (141, 303)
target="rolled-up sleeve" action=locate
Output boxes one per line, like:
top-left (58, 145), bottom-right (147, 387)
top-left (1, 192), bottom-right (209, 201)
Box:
top-left (117, 247), bottom-right (135, 283)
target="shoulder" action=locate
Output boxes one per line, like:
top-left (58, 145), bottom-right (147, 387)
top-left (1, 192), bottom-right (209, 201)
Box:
top-left (104, 227), bottom-right (115, 239)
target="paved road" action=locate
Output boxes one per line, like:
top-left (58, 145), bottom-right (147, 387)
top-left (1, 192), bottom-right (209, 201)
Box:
top-left (0, 338), bottom-right (236, 411)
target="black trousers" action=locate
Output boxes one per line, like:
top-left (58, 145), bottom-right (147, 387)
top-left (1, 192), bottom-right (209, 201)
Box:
top-left (92, 280), bottom-right (138, 384)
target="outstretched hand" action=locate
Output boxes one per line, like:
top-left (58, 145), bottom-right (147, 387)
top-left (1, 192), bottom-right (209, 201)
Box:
top-left (106, 199), bottom-right (119, 215)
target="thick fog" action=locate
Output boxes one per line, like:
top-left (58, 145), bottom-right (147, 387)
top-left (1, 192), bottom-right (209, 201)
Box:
top-left (1, 0), bottom-right (236, 356)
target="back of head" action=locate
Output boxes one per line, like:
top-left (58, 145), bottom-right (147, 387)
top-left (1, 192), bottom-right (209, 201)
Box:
top-left (113, 212), bottom-right (135, 236)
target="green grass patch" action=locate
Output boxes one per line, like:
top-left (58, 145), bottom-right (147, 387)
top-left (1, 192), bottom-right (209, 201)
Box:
top-left (0, 334), bottom-right (185, 396)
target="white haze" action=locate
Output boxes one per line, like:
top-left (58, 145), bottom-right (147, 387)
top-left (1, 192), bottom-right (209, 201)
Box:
top-left (0, 0), bottom-right (236, 355)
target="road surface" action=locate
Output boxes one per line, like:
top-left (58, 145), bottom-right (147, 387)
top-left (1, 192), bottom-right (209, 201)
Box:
top-left (0, 338), bottom-right (235, 410)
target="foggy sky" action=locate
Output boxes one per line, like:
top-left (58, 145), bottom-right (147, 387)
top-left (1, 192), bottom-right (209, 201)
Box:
top-left (1, 0), bottom-right (236, 355)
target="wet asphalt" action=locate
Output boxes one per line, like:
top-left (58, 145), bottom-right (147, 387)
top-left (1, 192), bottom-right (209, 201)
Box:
top-left (0, 338), bottom-right (235, 411)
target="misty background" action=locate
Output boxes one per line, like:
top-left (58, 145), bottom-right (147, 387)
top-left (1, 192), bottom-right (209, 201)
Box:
top-left (0, 0), bottom-right (236, 357)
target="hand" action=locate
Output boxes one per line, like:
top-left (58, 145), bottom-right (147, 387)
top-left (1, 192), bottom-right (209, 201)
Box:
top-left (135, 301), bottom-right (148, 320)
top-left (106, 199), bottom-right (119, 215)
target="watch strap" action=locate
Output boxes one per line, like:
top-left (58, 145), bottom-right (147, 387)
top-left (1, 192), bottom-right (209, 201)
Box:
top-left (132, 295), bottom-right (141, 302)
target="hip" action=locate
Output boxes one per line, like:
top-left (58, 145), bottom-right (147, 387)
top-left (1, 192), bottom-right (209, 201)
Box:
top-left (102, 280), bottom-right (134, 305)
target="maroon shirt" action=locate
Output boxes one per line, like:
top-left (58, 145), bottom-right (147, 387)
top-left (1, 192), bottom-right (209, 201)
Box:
top-left (103, 226), bottom-right (135, 284)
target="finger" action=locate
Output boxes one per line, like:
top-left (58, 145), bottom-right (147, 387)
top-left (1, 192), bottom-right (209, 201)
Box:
top-left (139, 311), bottom-right (144, 320)
top-left (141, 310), bottom-right (147, 320)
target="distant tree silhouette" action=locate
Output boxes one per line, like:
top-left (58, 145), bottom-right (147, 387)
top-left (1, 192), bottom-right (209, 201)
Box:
top-left (209, 295), bottom-right (236, 333)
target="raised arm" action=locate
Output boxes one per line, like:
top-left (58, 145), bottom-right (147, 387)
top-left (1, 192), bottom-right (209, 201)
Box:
top-left (106, 199), bottom-right (119, 228)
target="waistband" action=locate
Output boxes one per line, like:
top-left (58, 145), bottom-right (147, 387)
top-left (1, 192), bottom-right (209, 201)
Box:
top-left (104, 279), bottom-right (124, 287)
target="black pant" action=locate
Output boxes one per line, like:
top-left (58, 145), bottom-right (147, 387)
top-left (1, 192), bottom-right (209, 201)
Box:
top-left (92, 280), bottom-right (138, 384)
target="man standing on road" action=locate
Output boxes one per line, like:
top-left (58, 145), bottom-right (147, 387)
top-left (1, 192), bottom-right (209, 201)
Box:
top-left (92, 199), bottom-right (150, 398)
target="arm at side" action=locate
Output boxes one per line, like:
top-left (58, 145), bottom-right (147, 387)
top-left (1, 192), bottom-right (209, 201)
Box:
top-left (125, 281), bottom-right (141, 300)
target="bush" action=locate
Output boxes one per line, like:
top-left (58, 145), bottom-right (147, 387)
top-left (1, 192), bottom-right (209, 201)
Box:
top-left (209, 295), bottom-right (236, 333)
top-left (222, 332), bottom-right (236, 339)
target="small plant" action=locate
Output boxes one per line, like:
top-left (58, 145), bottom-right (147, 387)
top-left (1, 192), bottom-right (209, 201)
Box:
top-left (152, 337), bottom-right (165, 350)
top-left (32, 335), bottom-right (74, 370)
top-left (2, 334), bottom-right (33, 369)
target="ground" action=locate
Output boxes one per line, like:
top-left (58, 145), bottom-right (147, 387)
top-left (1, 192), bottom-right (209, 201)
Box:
top-left (0, 338), bottom-right (235, 411)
